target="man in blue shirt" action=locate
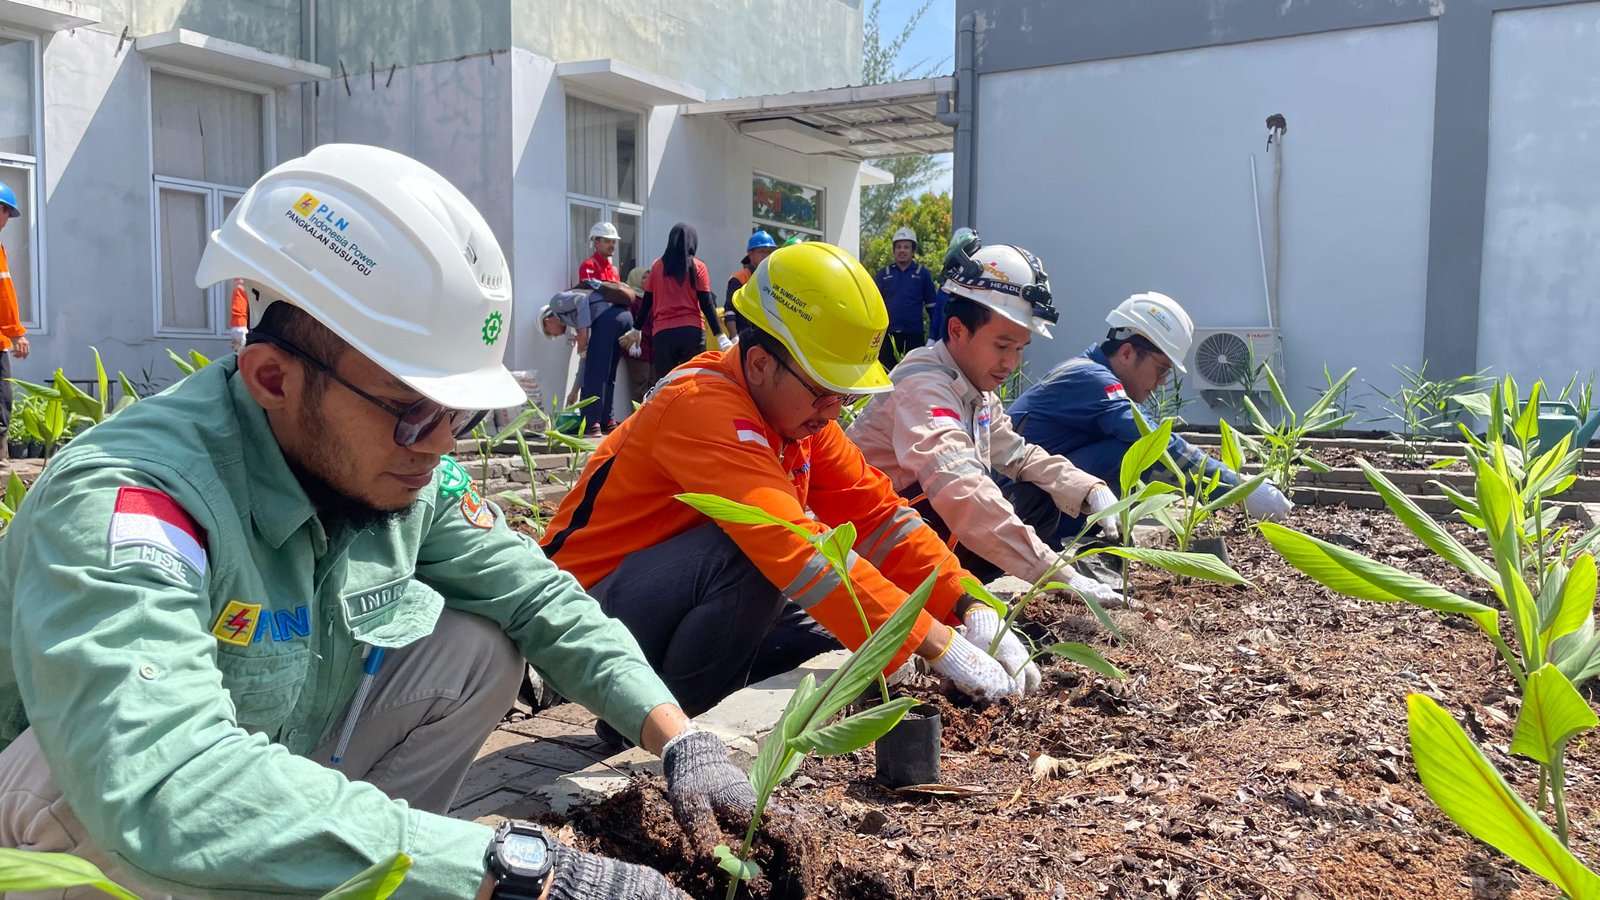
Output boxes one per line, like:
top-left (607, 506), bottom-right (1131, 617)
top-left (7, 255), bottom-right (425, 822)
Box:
top-left (1007, 292), bottom-right (1294, 548)
top-left (875, 227), bottom-right (939, 368)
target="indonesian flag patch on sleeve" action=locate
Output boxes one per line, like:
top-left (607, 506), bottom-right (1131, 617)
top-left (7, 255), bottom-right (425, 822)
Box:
top-left (733, 418), bottom-right (771, 449)
top-left (929, 407), bottom-right (963, 429)
top-left (1105, 383), bottom-right (1129, 402)
top-left (108, 486), bottom-right (208, 584)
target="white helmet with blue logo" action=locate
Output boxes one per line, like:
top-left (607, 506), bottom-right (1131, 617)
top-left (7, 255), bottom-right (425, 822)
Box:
top-left (1106, 292), bottom-right (1194, 374)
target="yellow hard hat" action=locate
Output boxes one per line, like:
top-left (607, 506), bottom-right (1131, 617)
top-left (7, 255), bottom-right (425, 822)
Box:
top-left (733, 242), bottom-right (892, 394)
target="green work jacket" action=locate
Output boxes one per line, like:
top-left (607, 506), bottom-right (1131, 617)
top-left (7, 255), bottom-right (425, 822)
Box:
top-left (0, 359), bottom-right (674, 898)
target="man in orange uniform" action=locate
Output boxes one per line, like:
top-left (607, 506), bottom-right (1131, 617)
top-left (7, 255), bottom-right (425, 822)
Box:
top-left (0, 181), bottom-right (29, 462)
top-left (542, 242), bottom-right (1030, 732)
top-left (228, 278), bottom-right (251, 352)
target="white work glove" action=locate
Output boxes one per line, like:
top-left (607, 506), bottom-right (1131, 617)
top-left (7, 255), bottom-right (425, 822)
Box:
top-left (627, 342), bottom-right (642, 358)
top-left (960, 606), bottom-right (1040, 695)
top-left (1067, 569), bottom-right (1127, 610)
top-left (717, 334), bottom-right (734, 352)
top-left (1085, 484), bottom-right (1120, 542)
top-left (230, 326), bottom-right (248, 353)
top-left (928, 630), bottom-right (1019, 702)
top-left (1245, 481), bottom-right (1294, 521)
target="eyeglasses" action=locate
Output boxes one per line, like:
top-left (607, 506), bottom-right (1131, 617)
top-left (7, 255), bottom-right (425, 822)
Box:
top-left (771, 352), bottom-right (864, 410)
top-left (253, 333), bottom-right (488, 447)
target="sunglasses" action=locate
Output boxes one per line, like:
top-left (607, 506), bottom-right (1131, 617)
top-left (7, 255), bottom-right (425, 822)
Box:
top-left (771, 353), bottom-right (864, 410)
top-left (253, 333), bottom-right (488, 447)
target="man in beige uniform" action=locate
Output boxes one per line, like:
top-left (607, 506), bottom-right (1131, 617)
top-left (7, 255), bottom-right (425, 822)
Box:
top-left (847, 233), bottom-right (1125, 623)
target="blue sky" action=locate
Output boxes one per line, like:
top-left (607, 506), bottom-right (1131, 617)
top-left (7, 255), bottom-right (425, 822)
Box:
top-left (876, 0), bottom-right (955, 193)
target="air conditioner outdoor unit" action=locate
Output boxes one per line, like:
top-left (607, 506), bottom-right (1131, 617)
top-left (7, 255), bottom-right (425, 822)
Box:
top-left (1189, 327), bottom-right (1282, 392)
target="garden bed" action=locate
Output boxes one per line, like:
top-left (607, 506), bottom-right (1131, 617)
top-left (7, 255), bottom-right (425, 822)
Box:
top-left (558, 504), bottom-right (1595, 899)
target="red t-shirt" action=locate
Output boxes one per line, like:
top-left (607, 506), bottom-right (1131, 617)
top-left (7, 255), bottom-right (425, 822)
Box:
top-left (579, 252), bottom-right (618, 284)
top-left (646, 258), bottom-right (710, 332)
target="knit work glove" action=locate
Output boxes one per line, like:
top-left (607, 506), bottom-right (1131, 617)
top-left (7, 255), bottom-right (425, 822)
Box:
top-left (961, 606), bottom-right (1040, 695)
top-left (548, 841), bottom-right (689, 900)
top-left (1085, 484), bottom-right (1120, 541)
top-left (1067, 569), bottom-right (1127, 610)
top-left (230, 326), bottom-right (249, 354)
top-left (1245, 481), bottom-right (1294, 521)
top-left (928, 632), bottom-right (1019, 702)
top-left (661, 729), bottom-right (756, 852)
top-left (717, 334), bottom-right (734, 352)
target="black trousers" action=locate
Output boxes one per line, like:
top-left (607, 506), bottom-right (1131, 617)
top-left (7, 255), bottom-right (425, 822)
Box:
top-left (587, 523), bottom-right (841, 716)
top-left (0, 350), bottom-right (11, 456)
top-left (653, 326), bottom-right (708, 382)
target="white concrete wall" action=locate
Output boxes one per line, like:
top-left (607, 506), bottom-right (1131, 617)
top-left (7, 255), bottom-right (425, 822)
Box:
top-left (1478, 2), bottom-right (1600, 389)
top-left (508, 48), bottom-right (867, 422)
top-left (973, 21), bottom-right (1439, 418)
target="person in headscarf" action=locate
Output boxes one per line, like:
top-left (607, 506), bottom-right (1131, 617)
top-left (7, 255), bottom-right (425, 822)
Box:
top-left (637, 223), bottom-right (728, 381)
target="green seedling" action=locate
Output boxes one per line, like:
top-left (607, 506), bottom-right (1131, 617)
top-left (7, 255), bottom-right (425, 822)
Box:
top-left (674, 492), bottom-right (930, 899)
top-left (1261, 410), bottom-right (1600, 856)
top-left (1152, 419), bottom-right (1266, 553)
top-left (0, 849), bottom-right (412, 899)
top-left (1236, 366), bottom-right (1355, 489)
top-left (1374, 362), bottom-right (1490, 464)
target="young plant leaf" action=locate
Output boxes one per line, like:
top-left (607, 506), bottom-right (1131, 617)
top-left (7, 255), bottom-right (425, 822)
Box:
top-left (1039, 642), bottom-right (1125, 680)
top-left (1120, 418), bottom-right (1174, 497)
top-left (0, 848), bottom-right (141, 899)
top-left (1544, 554), bottom-right (1598, 652)
top-left (807, 572), bottom-right (934, 725)
top-left (1044, 580), bottom-right (1127, 643)
top-left (1199, 473), bottom-right (1266, 514)
top-left (1553, 622), bottom-right (1600, 686)
top-left (959, 577), bottom-right (1009, 618)
top-left (788, 696), bottom-right (918, 756)
top-left (821, 521), bottom-right (858, 573)
top-left (676, 493), bottom-right (814, 542)
top-left (1358, 460), bottom-right (1498, 586)
top-left (1407, 694), bottom-right (1600, 899)
top-left (749, 674), bottom-right (815, 795)
top-left (92, 348), bottom-right (109, 418)
top-left (1097, 546), bottom-right (1249, 586)
top-left (319, 853), bottom-right (412, 900)
top-left (713, 845), bottom-right (761, 883)
top-left (1258, 523), bottom-right (1501, 638)
top-left (1508, 664), bottom-right (1599, 766)
top-left (1490, 512), bottom-right (1542, 669)
top-left (4, 473), bottom-right (25, 512)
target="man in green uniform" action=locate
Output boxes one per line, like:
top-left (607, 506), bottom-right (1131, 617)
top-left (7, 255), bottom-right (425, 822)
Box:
top-left (0, 145), bottom-right (750, 899)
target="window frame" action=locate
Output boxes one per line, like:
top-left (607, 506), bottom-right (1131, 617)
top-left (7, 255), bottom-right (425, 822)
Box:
top-left (564, 89), bottom-right (646, 281)
top-left (0, 26), bottom-right (46, 332)
top-left (751, 170), bottom-right (826, 242)
top-left (146, 64), bottom-right (274, 339)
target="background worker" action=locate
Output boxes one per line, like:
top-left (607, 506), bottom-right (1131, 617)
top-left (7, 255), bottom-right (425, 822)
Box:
top-left (1008, 291), bottom-right (1295, 552)
top-left (0, 145), bottom-right (745, 900)
top-left (848, 233), bottom-right (1123, 610)
top-left (873, 227), bottom-right (939, 368)
top-left (543, 242), bottom-right (1034, 737)
top-left (0, 181), bottom-right (28, 462)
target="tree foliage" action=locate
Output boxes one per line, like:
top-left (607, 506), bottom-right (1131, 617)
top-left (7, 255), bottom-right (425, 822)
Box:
top-left (859, 0), bottom-right (949, 245)
top-left (861, 191), bottom-right (952, 274)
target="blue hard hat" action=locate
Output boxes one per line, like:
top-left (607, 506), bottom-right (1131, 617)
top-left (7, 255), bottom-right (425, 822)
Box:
top-left (747, 230), bottom-right (777, 252)
top-left (0, 181), bottom-right (17, 217)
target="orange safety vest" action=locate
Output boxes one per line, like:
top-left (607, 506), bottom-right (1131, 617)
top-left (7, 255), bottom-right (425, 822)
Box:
top-left (541, 349), bottom-right (967, 670)
top-left (0, 245), bottom-right (24, 352)
top-left (228, 281), bottom-right (249, 329)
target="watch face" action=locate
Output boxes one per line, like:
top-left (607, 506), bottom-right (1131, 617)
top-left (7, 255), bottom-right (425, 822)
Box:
top-left (500, 833), bottom-right (549, 877)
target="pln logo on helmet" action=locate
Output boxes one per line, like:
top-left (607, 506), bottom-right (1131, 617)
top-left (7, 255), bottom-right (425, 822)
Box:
top-left (1145, 305), bottom-right (1174, 331)
top-left (292, 193), bottom-right (320, 217)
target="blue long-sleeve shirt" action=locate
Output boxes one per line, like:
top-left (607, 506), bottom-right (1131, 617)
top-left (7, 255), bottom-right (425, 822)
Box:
top-left (1009, 345), bottom-right (1239, 496)
top-left (875, 262), bottom-right (939, 334)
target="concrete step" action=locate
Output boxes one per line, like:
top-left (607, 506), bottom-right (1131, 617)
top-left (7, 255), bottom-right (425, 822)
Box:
top-left (1183, 432), bottom-right (1600, 464)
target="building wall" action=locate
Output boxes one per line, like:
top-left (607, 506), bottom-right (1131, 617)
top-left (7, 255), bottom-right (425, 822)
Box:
top-left (511, 0), bottom-right (862, 101)
top-left (1477, 1), bottom-right (1600, 388)
top-left (973, 22), bottom-right (1439, 415)
top-left (508, 48), bottom-right (869, 421)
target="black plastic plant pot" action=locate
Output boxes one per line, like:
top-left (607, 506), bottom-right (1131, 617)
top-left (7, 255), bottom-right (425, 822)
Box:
top-left (1193, 536), bottom-right (1230, 566)
top-left (874, 703), bottom-right (941, 787)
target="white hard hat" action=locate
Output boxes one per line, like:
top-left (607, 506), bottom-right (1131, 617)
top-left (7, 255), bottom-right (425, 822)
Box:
top-left (1106, 291), bottom-right (1195, 374)
top-left (941, 239), bottom-right (1058, 338)
top-left (590, 221), bottom-right (620, 241)
top-left (195, 143), bottom-right (523, 411)
top-left (891, 227), bottom-right (918, 248)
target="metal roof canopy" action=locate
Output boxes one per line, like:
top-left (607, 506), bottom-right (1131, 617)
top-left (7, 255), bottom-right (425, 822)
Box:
top-left (681, 76), bottom-right (955, 161)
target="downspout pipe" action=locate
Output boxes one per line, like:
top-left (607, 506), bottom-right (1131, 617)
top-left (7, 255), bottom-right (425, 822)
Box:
top-left (937, 13), bottom-right (977, 228)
